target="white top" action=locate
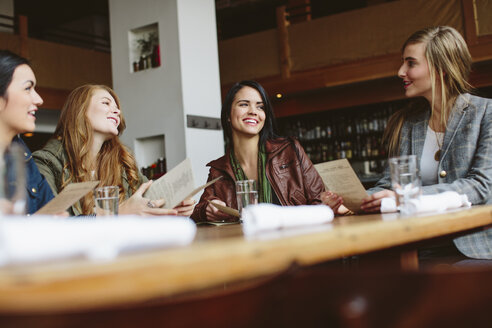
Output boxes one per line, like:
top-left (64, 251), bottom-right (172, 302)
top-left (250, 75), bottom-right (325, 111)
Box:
top-left (420, 126), bottom-right (444, 185)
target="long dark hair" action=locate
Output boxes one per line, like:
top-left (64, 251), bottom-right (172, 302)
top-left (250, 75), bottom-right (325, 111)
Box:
top-left (221, 80), bottom-right (277, 148)
top-left (0, 50), bottom-right (30, 98)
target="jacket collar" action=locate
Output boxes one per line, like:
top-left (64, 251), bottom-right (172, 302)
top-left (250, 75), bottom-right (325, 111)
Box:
top-left (207, 148), bottom-right (235, 181)
top-left (264, 137), bottom-right (292, 155)
top-left (411, 93), bottom-right (470, 161)
top-left (411, 110), bottom-right (430, 161)
top-left (207, 138), bottom-right (292, 180)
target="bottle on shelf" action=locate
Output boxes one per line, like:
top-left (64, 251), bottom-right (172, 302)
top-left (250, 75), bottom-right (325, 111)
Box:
top-left (141, 157), bottom-right (167, 180)
top-left (276, 100), bottom-right (404, 179)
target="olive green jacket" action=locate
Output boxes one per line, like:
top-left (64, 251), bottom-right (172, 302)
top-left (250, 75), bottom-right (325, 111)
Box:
top-left (33, 138), bottom-right (146, 216)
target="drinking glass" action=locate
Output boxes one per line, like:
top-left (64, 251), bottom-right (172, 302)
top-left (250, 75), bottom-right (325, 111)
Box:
top-left (236, 180), bottom-right (258, 215)
top-left (0, 143), bottom-right (26, 215)
top-left (389, 155), bottom-right (421, 215)
top-left (94, 186), bottom-right (119, 216)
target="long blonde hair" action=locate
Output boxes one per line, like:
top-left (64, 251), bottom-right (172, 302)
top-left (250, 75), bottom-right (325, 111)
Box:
top-left (54, 84), bottom-right (140, 214)
top-left (386, 26), bottom-right (473, 156)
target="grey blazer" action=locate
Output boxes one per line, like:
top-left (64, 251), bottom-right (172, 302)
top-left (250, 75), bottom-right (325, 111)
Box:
top-left (369, 93), bottom-right (492, 259)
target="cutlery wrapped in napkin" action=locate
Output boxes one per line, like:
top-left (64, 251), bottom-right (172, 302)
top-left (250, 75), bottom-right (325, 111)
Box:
top-left (241, 204), bottom-right (334, 235)
top-left (0, 216), bottom-right (196, 265)
top-left (380, 191), bottom-right (471, 214)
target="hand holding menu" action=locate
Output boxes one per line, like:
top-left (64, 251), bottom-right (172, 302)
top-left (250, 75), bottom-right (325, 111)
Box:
top-left (208, 200), bottom-right (240, 218)
top-left (314, 159), bottom-right (368, 212)
top-left (143, 158), bottom-right (221, 209)
top-left (35, 181), bottom-right (100, 215)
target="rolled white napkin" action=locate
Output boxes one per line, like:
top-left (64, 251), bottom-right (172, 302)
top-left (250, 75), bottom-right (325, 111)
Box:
top-left (241, 204), bottom-right (334, 236)
top-left (381, 197), bottom-right (397, 213)
top-left (0, 216), bottom-right (196, 266)
top-left (380, 191), bottom-right (471, 214)
top-left (405, 191), bottom-right (471, 213)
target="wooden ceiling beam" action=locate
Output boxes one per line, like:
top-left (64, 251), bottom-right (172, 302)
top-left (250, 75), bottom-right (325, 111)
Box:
top-left (221, 38), bottom-right (492, 119)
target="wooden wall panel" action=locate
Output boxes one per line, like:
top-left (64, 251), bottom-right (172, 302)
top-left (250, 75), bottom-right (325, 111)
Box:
top-left (271, 76), bottom-right (404, 118)
top-left (217, 0), bottom-right (465, 85)
top-left (476, 0), bottom-right (492, 36)
top-left (36, 87), bottom-right (71, 110)
top-left (271, 59), bottom-right (492, 118)
top-left (218, 29), bottom-right (279, 85)
top-left (28, 39), bottom-right (112, 90)
top-left (0, 32), bottom-right (21, 54)
top-left (288, 0), bottom-right (463, 72)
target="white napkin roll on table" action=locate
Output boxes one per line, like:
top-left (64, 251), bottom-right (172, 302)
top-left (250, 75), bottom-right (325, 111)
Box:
top-left (0, 216), bottom-right (196, 266)
top-left (380, 191), bottom-right (471, 214)
top-left (241, 204), bottom-right (334, 235)
top-left (381, 197), bottom-right (397, 213)
top-left (405, 191), bottom-right (471, 213)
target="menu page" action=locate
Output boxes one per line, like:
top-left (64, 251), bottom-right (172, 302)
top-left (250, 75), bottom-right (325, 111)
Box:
top-left (35, 181), bottom-right (100, 215)
top-left (314, 159), bottom-right (368, 212)
top-left (144, 158), bottom-right (221, 209)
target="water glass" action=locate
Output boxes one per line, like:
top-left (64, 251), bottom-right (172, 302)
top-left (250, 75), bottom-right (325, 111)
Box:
top-left (94, 186), bottom-right (119, 216)
top-left (236, 180), bottom-right (258, 215)
top-left (389, 155), bottom-right (421, 215)
top-left (0, 144), bottom-right (26, 215)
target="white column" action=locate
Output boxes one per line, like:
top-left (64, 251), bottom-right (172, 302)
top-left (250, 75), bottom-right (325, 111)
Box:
top-left (109, 0), bottom-right (224, 187)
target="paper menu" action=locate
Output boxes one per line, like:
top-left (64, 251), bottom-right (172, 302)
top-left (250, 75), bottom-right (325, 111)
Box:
top-left (143, 158), bottom-right (221, 209)
top-left (35, 181), bottom-right (100, 215)
top-left (314, 159), bottom-right (368, 212)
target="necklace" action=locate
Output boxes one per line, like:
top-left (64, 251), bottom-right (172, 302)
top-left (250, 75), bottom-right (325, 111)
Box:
top-left (433, 129), bottom-right (444, 161)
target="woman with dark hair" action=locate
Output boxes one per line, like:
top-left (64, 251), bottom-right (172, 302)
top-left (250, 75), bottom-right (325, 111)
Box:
top-left (33, 84), bottom-right (195, 216)
top-left (191, 80), bottom-right (341, 222)
top-left (360, 26), bottom-right (492, 259)
top-left (0, 49), bottom-right (54, 214)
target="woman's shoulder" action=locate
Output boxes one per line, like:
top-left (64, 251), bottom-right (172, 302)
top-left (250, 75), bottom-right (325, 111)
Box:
top-left (265, 137), bottom-right (297, 151)
top-left (463, 93), bottom-right (492, 110)
top-left (33, 138), bottom-right (65, 159)
top-left (32, 138), bottom-right (66, 168)
top-left (206, 152), bottom-right (229, 169)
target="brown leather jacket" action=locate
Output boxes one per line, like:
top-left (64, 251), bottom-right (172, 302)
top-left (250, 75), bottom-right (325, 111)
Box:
top-left (191, 138), bottom-right (326, 222)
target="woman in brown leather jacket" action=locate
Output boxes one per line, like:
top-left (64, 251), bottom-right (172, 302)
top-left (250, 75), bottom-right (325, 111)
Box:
top-left (191, 80), bottom-right (341, 222)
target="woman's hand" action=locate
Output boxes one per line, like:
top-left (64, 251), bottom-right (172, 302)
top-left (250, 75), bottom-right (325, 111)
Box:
top-left (360, 190), bottom-right (396, 213)
top-left (174, 198), bottom-right (196, 217)
top-left (119, 180), bottom-right (178, 216)
top-left (205, 199), bottom-right (234, 222)
top-left (320, 191), bottom-right (343, 212)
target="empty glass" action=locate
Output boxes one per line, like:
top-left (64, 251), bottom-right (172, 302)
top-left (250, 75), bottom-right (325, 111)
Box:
top-left (0, 144), bottom-right (26, 215)
top-left (389, 155), bottom-right (421, 215)
top-left (236, 180), bottom-right (258, 215)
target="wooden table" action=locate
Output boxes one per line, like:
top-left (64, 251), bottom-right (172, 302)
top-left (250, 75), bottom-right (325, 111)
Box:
top-left (0, 205), bottom-right (491, 315)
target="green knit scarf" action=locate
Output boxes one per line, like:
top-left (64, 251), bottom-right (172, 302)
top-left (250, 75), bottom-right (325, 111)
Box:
top-left (229, 145), bottom-right (272, 203)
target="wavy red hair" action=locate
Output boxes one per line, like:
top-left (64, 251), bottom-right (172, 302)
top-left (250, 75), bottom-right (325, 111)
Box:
top-left (54, 84), bottom-right (140, 214)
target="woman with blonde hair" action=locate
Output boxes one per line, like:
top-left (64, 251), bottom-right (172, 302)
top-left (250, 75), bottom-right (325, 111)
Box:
top-left (361, 26), bottom-right (492, 259)
top-left (33, 84), bottom-right (194, 216)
